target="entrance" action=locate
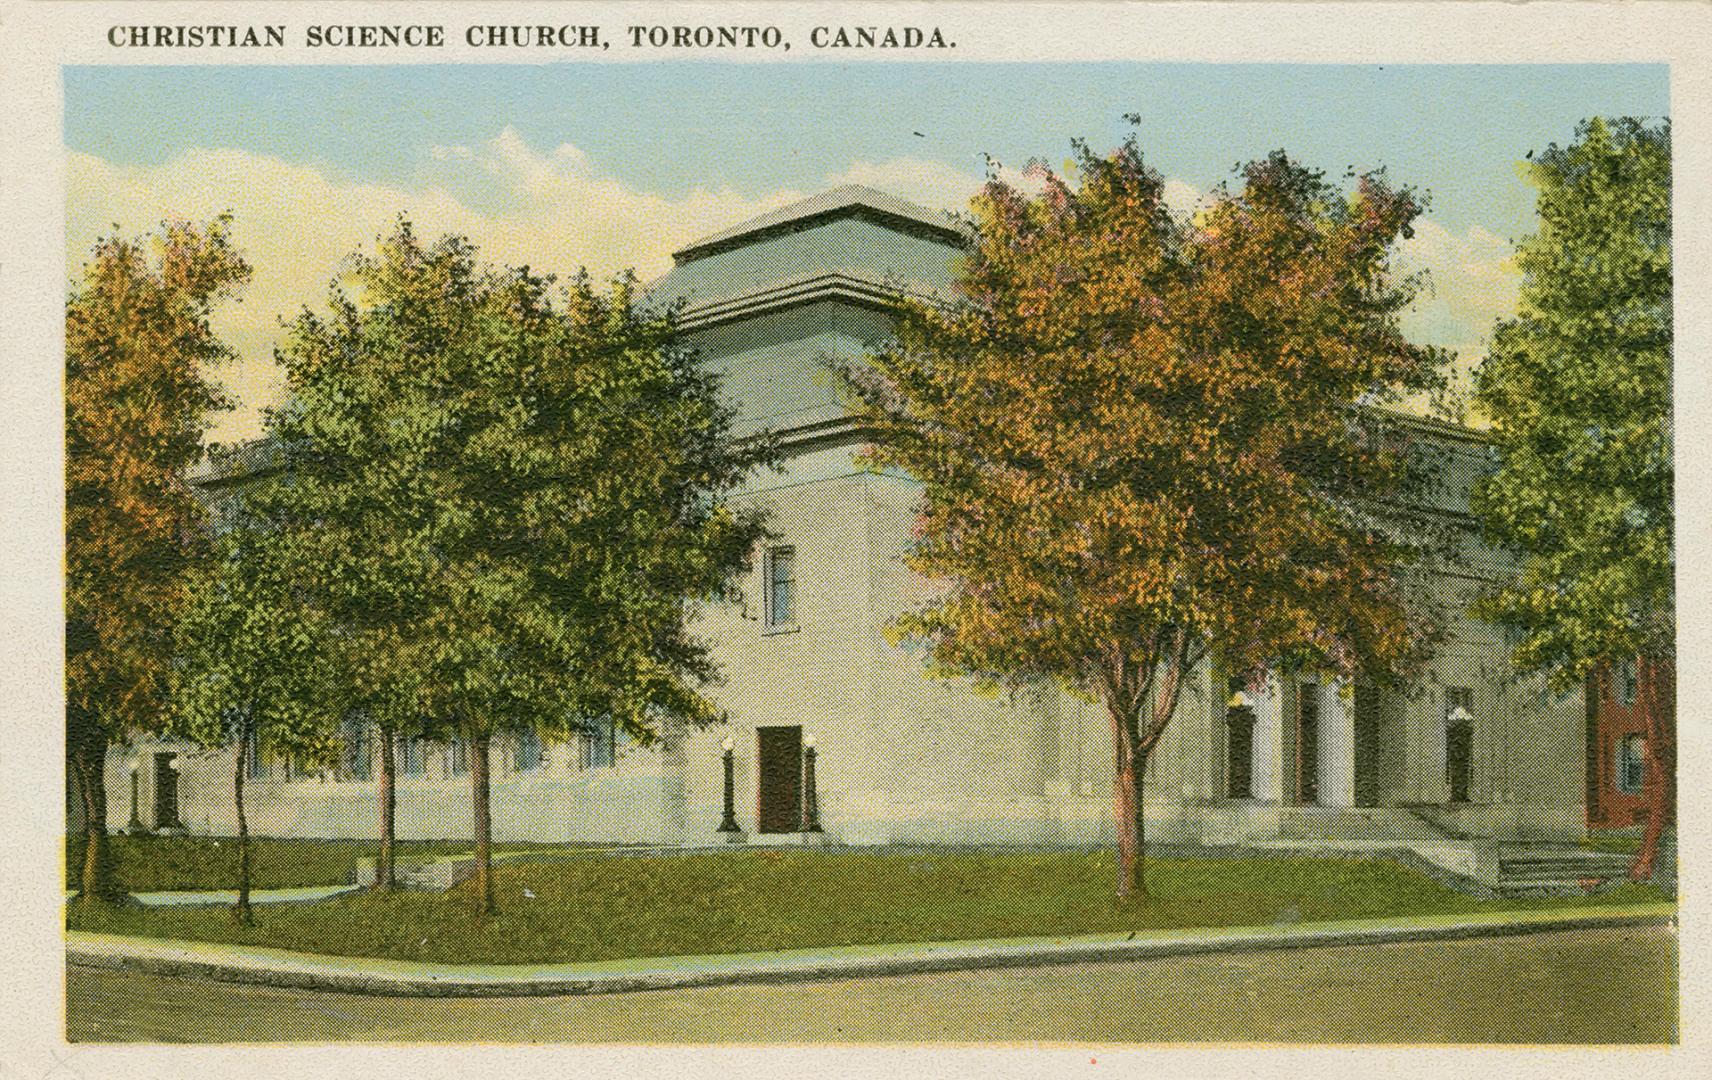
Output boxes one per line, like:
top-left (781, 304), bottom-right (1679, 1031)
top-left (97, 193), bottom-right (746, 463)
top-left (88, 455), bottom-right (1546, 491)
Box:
top-left (1446, 721), bottom-right (1472, 803)
top-left (1293, 683), bottom-right (1320, 805)
top-left (152, 752), bottom-right (181, 829)
top-left (756, 726), bottom-right (802, 833)
top-left (1352, 685), bottom-right (1380, 808)
top-left (1225, 705), bottom-right (1254, 799)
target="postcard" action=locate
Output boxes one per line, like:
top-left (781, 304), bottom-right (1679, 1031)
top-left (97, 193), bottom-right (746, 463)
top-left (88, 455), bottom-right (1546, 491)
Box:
top-left (2, 1), bottom-right (1707, 1076)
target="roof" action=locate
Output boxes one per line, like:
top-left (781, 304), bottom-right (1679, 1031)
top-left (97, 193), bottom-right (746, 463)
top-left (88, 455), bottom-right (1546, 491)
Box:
top-left (671, 184), bottom-right (969, 265)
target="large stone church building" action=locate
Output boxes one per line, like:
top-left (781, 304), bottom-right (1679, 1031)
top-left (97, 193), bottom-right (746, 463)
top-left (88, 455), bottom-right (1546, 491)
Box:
top-left (95, 185), bottom-right (1590, 880)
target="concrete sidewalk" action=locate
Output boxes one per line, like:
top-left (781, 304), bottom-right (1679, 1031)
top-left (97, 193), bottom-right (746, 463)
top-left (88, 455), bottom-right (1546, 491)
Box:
top-left (66, 903), bottom-right (1674, 999)
top-left (65, 884), bottom-right (361, 908)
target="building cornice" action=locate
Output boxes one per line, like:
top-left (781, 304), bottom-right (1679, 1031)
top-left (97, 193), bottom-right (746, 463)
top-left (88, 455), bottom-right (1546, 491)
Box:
top-left (672, 187), bottom-right (970, 265)
top-left (671, 272), bottom-right (943, 332)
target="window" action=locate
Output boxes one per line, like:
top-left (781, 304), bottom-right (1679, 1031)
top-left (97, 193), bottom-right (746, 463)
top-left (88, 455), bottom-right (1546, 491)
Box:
top-left (1618, 734), bottom-right (1647, 794)
top-left (515, 729), bottom-right (544, 772)
top-left (1444, 686), bottom-right (1474, 719)
top-left (764, 546), bottom-right (796, 630)
top-left (343, 720), bottom-right (372, 782)
top-left (1616, 660), bottom-right (1639, 707)
top-left (245, 735), bottom-right (271, 781)
top-left (397, 736), bottom-right (426, 777)
top-left (580, 716), bottom-right (617, 769)
top-left (448, 737), bottom-right (469, 777)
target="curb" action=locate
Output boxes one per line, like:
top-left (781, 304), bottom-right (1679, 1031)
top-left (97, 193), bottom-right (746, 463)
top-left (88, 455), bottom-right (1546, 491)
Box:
top-left (66, 905), bottom-right (1675, 999)
top-left (65, 884), bottom-right (363, 908)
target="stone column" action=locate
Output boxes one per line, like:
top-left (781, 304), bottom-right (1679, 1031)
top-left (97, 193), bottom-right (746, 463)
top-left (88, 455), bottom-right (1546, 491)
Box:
top-left (1318, 680), bottom-right (1356, 808)
top-left (1252, 674), bottom-right (1285, 803)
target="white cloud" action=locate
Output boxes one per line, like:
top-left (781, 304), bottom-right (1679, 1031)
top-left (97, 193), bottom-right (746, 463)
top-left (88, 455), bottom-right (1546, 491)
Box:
top-left (1372, 218), bottom-right (1520, 421)
top-left (68, 134), bottom-right (805, 443)
top-left (824, 157), bottom-right (985, 212)
top-left (1161, 178), bottom-right (1207, 217)
top-left (68, 129), bottom-right (1517, 441)
top-left (1394, 218), bottom-right (1521, 400)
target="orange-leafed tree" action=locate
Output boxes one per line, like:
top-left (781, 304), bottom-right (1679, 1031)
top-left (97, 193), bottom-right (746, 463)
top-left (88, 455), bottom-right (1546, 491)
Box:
top-left (65, 216), bottom-right (249, 901)
top-left (848, 141), bottom-right (1447, 898)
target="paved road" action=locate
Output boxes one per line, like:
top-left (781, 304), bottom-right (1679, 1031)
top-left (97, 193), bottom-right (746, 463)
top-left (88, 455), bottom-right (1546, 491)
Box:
top-left (67, 925), bottom-right (1676, 1044)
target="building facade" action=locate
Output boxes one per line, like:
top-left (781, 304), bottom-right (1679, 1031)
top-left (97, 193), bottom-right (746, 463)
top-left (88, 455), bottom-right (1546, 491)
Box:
top-left (92, 186), bottom-right (1590, 866)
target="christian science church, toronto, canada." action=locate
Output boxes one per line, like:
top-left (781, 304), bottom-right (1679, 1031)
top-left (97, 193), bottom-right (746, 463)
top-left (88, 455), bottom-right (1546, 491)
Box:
top-left (93, 185), bottom-right (1592, 882)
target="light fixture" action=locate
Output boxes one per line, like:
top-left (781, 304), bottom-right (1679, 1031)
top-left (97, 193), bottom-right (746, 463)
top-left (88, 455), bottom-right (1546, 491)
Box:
top-left (721, 735), bottom-right (734, 752)
top-left (1227, 691), bottom-right (1249, 710)
top-left (804, 733), bottom-right (816, 749)
top-left (1448, 706), bottom-right (1472, 724)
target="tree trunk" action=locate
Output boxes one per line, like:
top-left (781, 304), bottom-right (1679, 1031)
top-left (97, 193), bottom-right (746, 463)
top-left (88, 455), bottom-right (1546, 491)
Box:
top-left (1630, 655), bottom-right (1675, 883)
top-left (376, 725), bottom-right (396, 890)
top-left (1111, 705), bottom-right (1147, 899)
top-left (232, 728), bottom-right (253, 924)
top-left (71, 726), bottom-right (121, 902)
top-left (470, 732), bottom-right (494, 916)
top-left (1130, 748), bottom-right (1150, 898)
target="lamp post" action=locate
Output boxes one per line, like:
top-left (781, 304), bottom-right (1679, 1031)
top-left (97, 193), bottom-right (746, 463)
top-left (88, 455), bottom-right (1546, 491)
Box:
top-left (801, 733), bottom-right (822, 833)
top-left (717, 735), bottom-right (741, 833)
top-left (122, 757), bottom-right (146, 835)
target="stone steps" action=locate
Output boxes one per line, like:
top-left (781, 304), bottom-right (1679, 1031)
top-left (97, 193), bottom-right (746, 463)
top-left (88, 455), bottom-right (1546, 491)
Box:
top-left (1495, 849), bottom-right (1634, 897)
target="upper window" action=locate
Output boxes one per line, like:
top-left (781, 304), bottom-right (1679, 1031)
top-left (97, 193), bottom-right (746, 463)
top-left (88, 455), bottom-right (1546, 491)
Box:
top-left (1444, 686), bottom-right (1474, 724)
top-left (580, 716), bottom-right (617, 770)
top-left (343, 719), bottom-right (372, 782)
top-left (1615, 660), bottom-right (1639, 707)
top-left (448, 737), bottom-right (469, 777)
top-left (764, 545), bottom-right (796, 631)
top-left (515, 729), bottom-right (544, 772)
top-left (1618, 734), bottom-right (1647, 794)
top-left (245, 736), bottom-right (271, 781)
top-left (397, 736), bottom-right (426, 777)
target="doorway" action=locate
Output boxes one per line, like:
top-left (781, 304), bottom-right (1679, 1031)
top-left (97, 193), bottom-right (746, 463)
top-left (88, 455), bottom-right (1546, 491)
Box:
top-left (1446, 721), bottom-right (1472, 803)
top-left (1293, 682), bottom-right (1320, 805)
top-left (756, 726), bottom-right (802, 833)
top-left (1225, 704), bottom-right (1255, 799)
top-left (152, 752), bottom-right (181, 829)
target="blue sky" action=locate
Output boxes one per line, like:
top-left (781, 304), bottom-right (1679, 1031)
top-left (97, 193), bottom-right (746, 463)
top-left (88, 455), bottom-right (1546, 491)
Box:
top-left (65, 62), bottom-right (1667, 440)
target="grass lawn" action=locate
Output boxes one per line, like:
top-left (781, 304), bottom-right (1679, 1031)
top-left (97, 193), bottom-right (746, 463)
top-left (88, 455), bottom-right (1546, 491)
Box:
top-left (1582, 835), bottom-right (1645, 855)
top-left (64, 834), bottom-right (564, 893)
top-left (64, 849), bottom-right (1672, 966)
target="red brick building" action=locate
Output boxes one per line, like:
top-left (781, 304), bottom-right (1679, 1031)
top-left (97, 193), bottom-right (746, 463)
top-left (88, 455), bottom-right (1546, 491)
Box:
top-left (1585, 659), bottom-right (1669, 830)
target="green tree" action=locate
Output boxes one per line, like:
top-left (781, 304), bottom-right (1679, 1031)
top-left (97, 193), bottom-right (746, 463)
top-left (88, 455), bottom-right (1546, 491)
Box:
top-left (848, 142), bottom-right (1445, 898)
top-left (65, 217), bottom-right (249, 901)
top-left (172, 520), bottom-right (342, 923)
top-left (1473, 117), bottom-right (1673, 880)
top-left (270, 222), bottom-right (772, 913)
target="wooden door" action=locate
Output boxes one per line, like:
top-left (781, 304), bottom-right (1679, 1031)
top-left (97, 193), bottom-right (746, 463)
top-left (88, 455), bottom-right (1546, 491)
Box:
top-left (1294, 684), bottom-right (1320, 805)
top-left (1226, 707), bottom-right (1254, 798)
top-left (756, 726), bottom-right (802, 833)
top-left (153, 752), bottom-right (179, 827)
top-left (1446, 722), bottom-right (1472, 803)
top-left (1352, 687), bottom-right (1380, 808)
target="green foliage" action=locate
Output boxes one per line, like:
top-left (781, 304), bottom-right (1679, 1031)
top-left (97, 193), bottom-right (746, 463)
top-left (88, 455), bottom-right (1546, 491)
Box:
top-left (1473, 118), bottom-right (1672, 683)
top-left (171, 519), bottom-right (343, 770)
top-left (263, 219), bottom-right (774, 749)
top-left (66, 850), bottom-right (1669, 966)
